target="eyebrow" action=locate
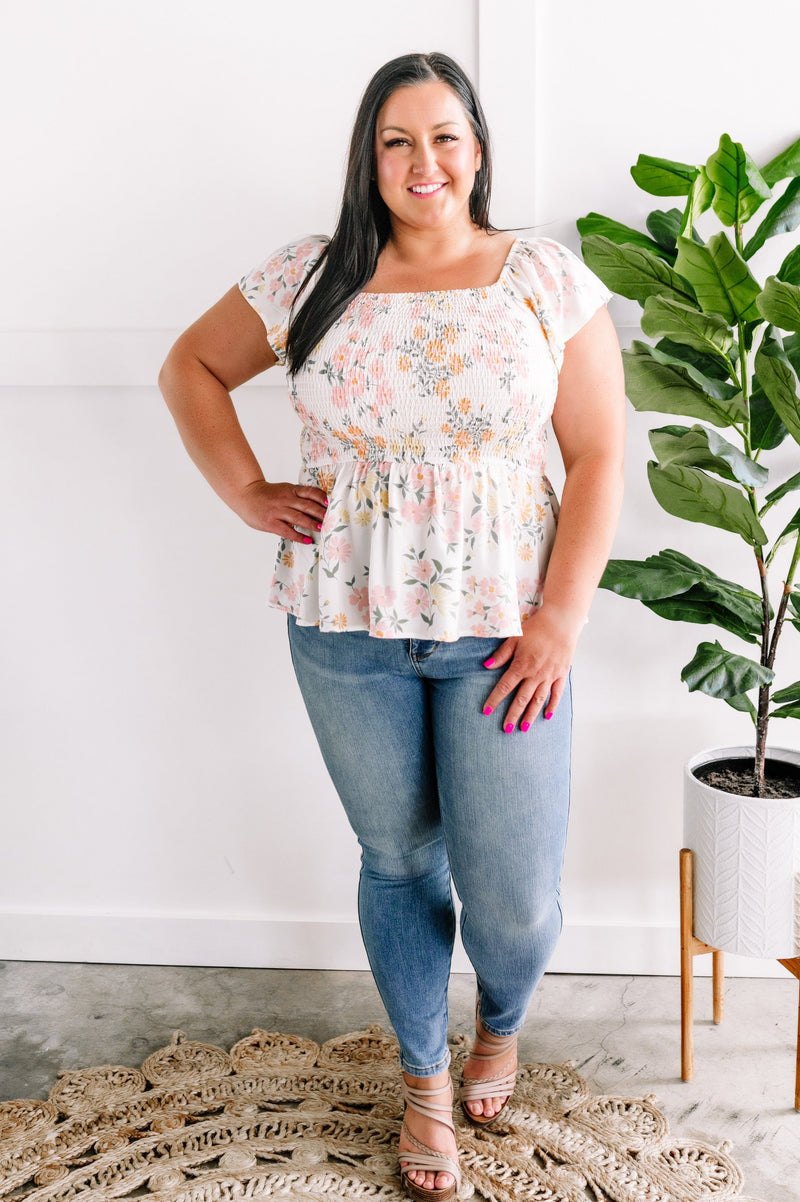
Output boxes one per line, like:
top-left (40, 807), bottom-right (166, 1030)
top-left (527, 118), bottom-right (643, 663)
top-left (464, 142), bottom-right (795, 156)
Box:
top-left (379, 121), bottom-right (461, 134)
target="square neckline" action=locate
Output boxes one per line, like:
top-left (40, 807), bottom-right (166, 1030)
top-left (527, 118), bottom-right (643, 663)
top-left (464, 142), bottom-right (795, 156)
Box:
top-left (357, 236), bottom-right (520, 299)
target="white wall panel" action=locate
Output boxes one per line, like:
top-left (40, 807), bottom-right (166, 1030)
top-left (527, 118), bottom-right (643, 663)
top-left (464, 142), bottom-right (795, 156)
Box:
top-left (2, 0), bottom-right (798, 975)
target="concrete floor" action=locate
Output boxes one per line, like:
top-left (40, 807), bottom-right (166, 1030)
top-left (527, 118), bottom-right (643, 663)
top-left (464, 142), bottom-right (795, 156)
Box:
top-left (0, 963), bottom-right (797, 1201)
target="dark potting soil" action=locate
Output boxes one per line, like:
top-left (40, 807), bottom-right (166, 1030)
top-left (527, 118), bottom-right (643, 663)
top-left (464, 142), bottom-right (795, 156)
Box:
top-left (693, 756), bottom-right (800, 799)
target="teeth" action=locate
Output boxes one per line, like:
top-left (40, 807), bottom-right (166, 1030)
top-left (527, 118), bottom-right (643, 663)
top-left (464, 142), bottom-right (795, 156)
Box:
top-left (410, 183), bottom-right (443, 194)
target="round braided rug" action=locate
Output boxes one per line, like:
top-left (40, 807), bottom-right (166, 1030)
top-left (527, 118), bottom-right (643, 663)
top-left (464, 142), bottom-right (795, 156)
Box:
top-left (0, 1025), bottom-right (764, 1202)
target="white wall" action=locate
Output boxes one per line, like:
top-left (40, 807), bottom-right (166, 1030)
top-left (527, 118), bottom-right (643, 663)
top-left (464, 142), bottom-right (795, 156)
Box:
top-left (2, 0), bottom-right (798, 976)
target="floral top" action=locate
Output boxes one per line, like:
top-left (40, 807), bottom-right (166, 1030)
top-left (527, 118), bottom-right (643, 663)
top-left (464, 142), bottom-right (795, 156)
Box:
top-left (239, 235), bottom-right (611, 641)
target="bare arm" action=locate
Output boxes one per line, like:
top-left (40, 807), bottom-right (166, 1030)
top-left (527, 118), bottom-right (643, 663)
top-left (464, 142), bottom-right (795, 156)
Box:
top-left (158, 285), bottom-right (328, 541)
top-left (482, 306), bottom-right (626, 730)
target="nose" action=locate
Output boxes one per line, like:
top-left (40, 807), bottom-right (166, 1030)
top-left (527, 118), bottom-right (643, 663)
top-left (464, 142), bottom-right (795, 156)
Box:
top-left (411, 141), bottom-right (437, 175)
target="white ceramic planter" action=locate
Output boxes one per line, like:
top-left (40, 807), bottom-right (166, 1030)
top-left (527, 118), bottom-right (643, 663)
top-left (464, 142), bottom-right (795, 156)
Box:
top-left (683, 745), bottom-right (800, 958)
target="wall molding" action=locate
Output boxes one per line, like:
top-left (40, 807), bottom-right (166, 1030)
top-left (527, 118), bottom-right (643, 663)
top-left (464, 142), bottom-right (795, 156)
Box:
top-left (0, 911), bottom-right (787, 977)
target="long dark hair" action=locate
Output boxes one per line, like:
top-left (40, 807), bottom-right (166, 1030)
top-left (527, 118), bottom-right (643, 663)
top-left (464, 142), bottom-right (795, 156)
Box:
top-left (285, 52), bottom-right (495, 375)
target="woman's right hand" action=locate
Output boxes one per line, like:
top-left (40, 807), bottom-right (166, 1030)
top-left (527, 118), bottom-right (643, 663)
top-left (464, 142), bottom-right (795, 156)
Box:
top-left (237, 480), bottom-right (329, 542)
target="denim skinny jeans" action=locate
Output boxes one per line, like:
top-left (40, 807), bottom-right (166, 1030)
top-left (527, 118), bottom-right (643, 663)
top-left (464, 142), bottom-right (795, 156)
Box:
top-left (287, 616), bottom-right (572, 1077)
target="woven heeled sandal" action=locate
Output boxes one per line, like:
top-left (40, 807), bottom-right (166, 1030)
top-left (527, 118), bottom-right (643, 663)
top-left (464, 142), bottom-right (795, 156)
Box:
top-left (459, 1019), bottom-right (518, 1128)
top-left (399, 1078), bottom-right (461, 1202)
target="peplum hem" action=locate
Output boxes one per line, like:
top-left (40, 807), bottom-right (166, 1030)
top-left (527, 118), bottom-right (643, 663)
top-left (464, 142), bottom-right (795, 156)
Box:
top-left (268, 460), bottom-right (557, 642)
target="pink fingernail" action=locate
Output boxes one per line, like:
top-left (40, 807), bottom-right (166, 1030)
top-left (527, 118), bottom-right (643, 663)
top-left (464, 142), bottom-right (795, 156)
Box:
top-left (483, 705), bottom-right (493, 716)
top-left (316, 523), bottom-right (322, 530)
top-left (303, 536), bottom-right (313, 544)
top-left (521, 720), bottom-right (531, 732)
top-left (483, 657), bottom-right (495, 668)
top-left (504, 722), bottom-right (514, 733)
top-left (323, 498), bottom-right (329, 507)
top-left (545, 711), bottom-right (553, 720)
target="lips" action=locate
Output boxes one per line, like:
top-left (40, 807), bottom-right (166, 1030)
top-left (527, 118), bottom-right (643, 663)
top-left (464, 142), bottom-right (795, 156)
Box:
top-left (409, 182), bottom-right (446, 195)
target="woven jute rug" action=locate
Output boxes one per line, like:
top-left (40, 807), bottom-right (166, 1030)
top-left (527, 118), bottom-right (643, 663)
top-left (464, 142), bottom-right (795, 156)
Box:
top-left (0, 1025), bottom-right (764, 1202)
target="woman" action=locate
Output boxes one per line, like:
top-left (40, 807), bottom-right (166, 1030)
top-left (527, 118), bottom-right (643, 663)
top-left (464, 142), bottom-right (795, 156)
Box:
top-left (160, 51), bottom-right (624, 1202)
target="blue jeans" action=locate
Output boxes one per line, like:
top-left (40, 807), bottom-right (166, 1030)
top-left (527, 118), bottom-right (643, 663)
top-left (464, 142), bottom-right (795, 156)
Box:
top-left (287, 617), bottom-right (572, 1077)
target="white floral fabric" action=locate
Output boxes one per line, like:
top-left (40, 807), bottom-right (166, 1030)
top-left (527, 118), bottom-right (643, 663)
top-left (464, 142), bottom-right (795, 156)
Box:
top-left (239, 235), bottom-right (611, 640)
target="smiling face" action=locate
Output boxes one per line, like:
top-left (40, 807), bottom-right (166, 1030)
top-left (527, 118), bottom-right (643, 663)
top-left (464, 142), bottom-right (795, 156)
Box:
top-left (373, 79), bottom-right (482, 234)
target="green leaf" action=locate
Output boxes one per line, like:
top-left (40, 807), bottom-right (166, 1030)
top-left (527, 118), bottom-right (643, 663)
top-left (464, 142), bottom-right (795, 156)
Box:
top-left (754, 330), bottom-right (800, 446)
top-left (631, 154), bottom-right (699, 197)
top-left (749, 387), bottom-right (788, 451)
top-left (757, 275), bottom-right (800, 333)
top-left (641, 295), bottom-right (734, 359)
top-left (761, 135), bottom-right (800, 187)
top-left (644, 589), bottom-right (760, 644)
top-left (675, 232), bottom-right (763, 323)
top-left (647, 461), bottom-right (767, 546)
top-left (655, 338), bottom-right (731, 380)
top-left (725, 692), bottom-right (757, 716)
top-left (770, 702), bottom-right (800, 719)
top-left (600, 548), bottom-right (762, 641)
top-left (772, 681), bottom-right (800, 704)
top-left (649, 424), bottom-right (768, 487)
top-left (705, 134), bottom-right (771, 228)
top-left (681, 639), bottom-right (774, 699)
top-left (761, 469), bottom-right (800, 514)
top-left (599, 552), bottom-right (702, 601)
top-left (646, 208), bottom-right (683, 252)
top-left (580, 236), bottom-right (696, 304)
top-left (577, 213), bottom-right (667, 257)
top-left (624, 342), bottom-right (745, 427)
top-left (777, 245), bottom-right (800, 286)
top-left (684, 167), bottom-right (715, 232)
top-left (744, 177), bottom-right (800, 259)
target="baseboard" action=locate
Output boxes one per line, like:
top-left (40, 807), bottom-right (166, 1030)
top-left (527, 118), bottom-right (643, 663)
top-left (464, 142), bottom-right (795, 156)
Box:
top-left (0, 911), bottom-right (790, 977)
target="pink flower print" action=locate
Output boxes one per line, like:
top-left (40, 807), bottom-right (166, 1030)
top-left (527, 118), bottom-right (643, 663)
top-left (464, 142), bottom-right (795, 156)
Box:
top-left (382, 333), bottom-right (393, 352)
top-left (371, 585), bottom-right (397, 609)
top-left (374, 383), bottom-right (394, 410)
top-left (409, 559), bottom-right (434, 583)
top-left (330, 385), bottom-right (348, 409)
top-left (400, 498), bottom-right (432, 524)
top-left (409, 464), bottom-right (428, 489)
top-left (478, 577), bottom-right (501, 600)
top-left (404, 584), bottom-right (428, 617)
top-left (349, 586), bottom-right (370, 619)
top-left (324, 535), bottom-right (351, 565)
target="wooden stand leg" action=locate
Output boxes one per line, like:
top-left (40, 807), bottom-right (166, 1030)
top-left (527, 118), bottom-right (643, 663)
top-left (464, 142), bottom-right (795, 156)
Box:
top-left (680, 849), bottom-right (725, 1083)
top-left (778, 958), bottom-right (800, 1112)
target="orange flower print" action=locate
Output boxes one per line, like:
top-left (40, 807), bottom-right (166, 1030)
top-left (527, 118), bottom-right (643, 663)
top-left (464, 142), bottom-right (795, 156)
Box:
top-left (281, 550), bottom-right (295, 567)
top-left (333, 613), bottom-right (348, 630)
top-left (413, 325), bottom-right (427, 339)
top-left (425, 339), bottom-right (446, 364)
top-left (449, 354), bottom-right (464, 375)
top-left (435, 378), bottom-right (450, 399)
top-left (443, 325), bottom-right (458, 344)
top-left (454, 430), bottom-right (472, 449)
top-left (457, 396), bottom-right (471, 414)
top-left (398, 354), bottom-right (411, 372)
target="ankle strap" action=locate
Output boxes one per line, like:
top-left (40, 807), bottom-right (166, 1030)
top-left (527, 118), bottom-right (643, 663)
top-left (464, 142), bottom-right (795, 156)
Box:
top-left (471, 1021), bottom-right (518, 1061)
top-left (401, 1079), bottom-right (455, 1132)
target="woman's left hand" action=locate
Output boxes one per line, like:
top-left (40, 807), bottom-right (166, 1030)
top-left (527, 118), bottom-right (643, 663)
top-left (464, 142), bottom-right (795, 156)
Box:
top-left (481, 607), bottom-right (584, 731)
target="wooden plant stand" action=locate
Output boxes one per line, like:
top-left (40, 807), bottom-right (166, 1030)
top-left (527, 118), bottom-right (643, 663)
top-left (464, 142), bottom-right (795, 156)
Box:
top-left (680, 848), bottom-right (800, 1111)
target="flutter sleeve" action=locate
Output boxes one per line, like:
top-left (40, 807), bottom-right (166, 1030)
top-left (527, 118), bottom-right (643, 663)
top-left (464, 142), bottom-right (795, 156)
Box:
top-left (510, 237), bottom-right (613, 370)
top-left (238, 235), bottom-right (330, 365)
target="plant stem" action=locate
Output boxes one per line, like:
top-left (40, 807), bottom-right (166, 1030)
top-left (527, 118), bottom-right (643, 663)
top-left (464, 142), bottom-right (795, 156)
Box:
top-left (754, 552), bottom-right (771, 797)
top-left (768, 532), bottom-right (800, 668)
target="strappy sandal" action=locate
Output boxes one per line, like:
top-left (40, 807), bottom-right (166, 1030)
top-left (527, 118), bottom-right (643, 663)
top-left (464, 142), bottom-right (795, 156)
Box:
top-left (459, 1017), bottom-right (518, 1127)
top-left (399, 1078), bottom-right (461, 1202)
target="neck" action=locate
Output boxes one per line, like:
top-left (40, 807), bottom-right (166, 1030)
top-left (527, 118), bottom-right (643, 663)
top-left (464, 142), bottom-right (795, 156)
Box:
top-left (384, 220), bottom-right (486, 267)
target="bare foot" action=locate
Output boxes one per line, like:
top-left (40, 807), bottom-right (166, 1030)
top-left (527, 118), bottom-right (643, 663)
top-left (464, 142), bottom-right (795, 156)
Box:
top-left (399, 1069), bottom-right (458, 1193)
top-left (461, 1018), bottom-right (517, 1119)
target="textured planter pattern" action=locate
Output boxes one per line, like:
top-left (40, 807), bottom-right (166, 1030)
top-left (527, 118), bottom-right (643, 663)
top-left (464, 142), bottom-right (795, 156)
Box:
top-left (684, 746), bottom-right (800, 958)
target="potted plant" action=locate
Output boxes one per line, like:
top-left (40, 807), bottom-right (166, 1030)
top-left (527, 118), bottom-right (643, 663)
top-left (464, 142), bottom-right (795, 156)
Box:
top-left (578, 133), bottom-right (800, 958)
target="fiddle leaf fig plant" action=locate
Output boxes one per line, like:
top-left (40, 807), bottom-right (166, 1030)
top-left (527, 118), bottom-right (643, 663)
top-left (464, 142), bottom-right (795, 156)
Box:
top-left (578, 132), bottom-right (800, 796)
